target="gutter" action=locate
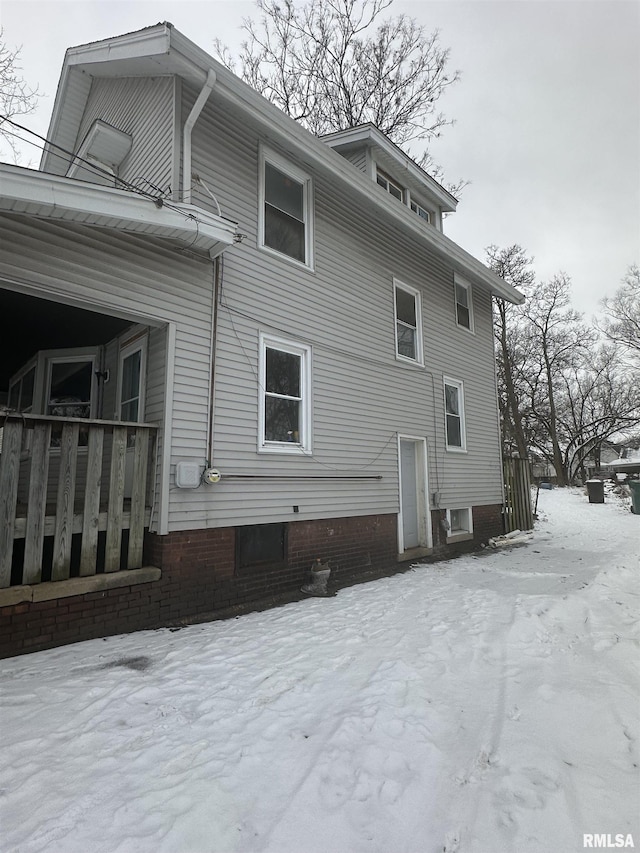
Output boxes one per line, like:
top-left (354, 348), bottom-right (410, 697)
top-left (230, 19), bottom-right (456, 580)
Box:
top-left (0, 163), bottom-right (237, 259)
top-left (183, 69), bottom-right (216, 204)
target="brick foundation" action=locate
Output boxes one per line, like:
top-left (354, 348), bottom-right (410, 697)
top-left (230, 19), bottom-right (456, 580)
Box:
top-left (0, 506), bottom-right (503, 658)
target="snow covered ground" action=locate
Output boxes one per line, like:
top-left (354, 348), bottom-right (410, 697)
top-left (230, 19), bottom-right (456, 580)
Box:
top-left (1, 486), bottom-right (638, 853)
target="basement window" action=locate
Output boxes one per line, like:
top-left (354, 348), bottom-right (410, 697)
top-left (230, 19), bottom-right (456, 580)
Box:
top-left (236, 523), bottom-right (287, 573)
top-left (446, 507), bottom-right (473, 537)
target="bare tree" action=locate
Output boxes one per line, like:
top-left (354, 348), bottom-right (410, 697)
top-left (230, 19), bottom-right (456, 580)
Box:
top-left (214, 0), bottom-right (460, 181)
top-left (489, 248), bottom-right (639, 485)
top-left (559, 344), bottom-right (639, 482)
top-left (599, 265), bottom-right (640, 364)
top-left (0, 30), bottom-right (40, 162)
top-left (520, 274), bottom-right (592, 486)
top-left (486, 244), bottom-right (535, 461)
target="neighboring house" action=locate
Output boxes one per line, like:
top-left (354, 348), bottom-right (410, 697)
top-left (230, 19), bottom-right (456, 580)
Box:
top-left (600, 448), bottom-right (640, 478)
top-left (0, 23), bottom-right (523, 657)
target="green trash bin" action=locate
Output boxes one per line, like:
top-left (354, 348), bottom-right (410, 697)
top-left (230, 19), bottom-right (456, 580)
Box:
top-left (629, 481), bottom-right (640, 514)
top-left (586, 479), bottom-right (605, 504)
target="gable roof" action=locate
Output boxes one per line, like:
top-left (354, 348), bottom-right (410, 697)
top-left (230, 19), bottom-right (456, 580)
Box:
top-left (41, 22), bottom-right (524, 305)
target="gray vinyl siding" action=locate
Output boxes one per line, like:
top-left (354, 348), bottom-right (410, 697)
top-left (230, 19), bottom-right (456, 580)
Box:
top-left (164, 85), bottom-right (504, 530)
top-left (75, 77), bottom-right (175, 193)
top-left (0, 212), bottom-right (215, 533)
top-left (3, 75), bottom-right (503, 540)
top-left (334, 146), bottom-right (369, 174)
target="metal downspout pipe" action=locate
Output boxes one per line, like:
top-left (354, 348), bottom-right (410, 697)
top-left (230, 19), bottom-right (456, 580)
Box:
top-left (182, 69), bottom-right (216, 204)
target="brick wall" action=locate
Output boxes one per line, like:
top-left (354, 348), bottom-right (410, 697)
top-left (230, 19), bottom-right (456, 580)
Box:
top-left (0, 507), bottom-right (501, 658)
top-left (472, 504), bottom-right (505, 543)
top-left (430, 503), bottom-right (504, 556)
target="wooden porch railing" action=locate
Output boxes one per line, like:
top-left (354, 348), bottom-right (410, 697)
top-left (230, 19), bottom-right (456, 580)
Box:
top-left (0, 413), bottom-right (157, 588)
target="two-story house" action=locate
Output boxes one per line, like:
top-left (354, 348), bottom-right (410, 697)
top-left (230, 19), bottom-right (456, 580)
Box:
top-left (0, 22), bottom-right (524, 657)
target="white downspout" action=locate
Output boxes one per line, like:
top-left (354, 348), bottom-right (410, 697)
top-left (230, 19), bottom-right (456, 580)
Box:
top-left (183, 69), bottom-right (217, 204)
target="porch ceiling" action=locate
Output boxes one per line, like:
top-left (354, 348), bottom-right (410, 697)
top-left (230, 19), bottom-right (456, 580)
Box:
top-left (0, 289), bottom-right (131, 391)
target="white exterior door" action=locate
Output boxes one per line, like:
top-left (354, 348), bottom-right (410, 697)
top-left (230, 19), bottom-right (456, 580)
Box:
top-left (398, 436), bottom-right (432, 553)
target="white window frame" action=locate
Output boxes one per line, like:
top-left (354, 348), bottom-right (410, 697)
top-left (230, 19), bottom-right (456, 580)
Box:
top-left (8, 358), bottom-right (37, 414)
top-left (376, 167), bottom-right (404, 201)
top-left (45, 351), bottom-right (99, 419)
top-left (444, 377), bottom-right (467, 452)
top-left (446, 507), bottom-right (474, 541)
top-left (117, 335), bottom-right (147, 423)
top-left (409, 197), bottom-right (431, 223)
top-left (258, 333), bottom-right (312, 455)
top-left (454, 274), bottom-right (474, 333)
top-left (393, 279), bottom-right (424, 366)
top-left (258, 146), bottom-right (314, 270)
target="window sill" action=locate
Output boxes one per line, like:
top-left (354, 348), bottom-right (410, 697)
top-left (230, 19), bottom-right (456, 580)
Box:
top-left (394, 355), bottom-right (425, 368)
top-left (446, 532), bottom-right (473, 544)
top-left (0, 566), bottom-right (161, 607)
top-left (445, 446), bottom-right (468, 453)
top-left (258, 242), bottom-right (315, 273)
top-left (258, 444), bottom-right (312, 456)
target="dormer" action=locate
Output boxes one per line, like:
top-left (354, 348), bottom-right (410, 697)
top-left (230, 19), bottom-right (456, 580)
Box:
top-left (321, 124), bottom-right (457, 232)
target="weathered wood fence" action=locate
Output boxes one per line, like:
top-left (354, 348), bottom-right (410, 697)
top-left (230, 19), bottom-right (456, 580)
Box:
top-left (503, 455), bottom-right (534, 532)
top-left (0, 413), bottom-right (157, 588)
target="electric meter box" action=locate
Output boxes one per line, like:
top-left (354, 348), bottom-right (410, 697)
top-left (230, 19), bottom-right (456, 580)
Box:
top-left (175, 461), bottom-right (201, 489)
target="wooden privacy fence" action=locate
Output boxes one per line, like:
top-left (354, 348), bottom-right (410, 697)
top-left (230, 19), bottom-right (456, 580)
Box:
top-left (503, 455), bottom-right (534, 532)
top-left (0, 413), bottom-right (157, 588)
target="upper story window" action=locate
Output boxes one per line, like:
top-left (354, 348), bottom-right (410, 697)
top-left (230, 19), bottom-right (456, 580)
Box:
top-left (394, 280), bottom-right (423, 365)
top-left (376, 167), bottom-right (435, 226)
top-left (259, 334), bottom-right (312, 454)
top-left (259, 147), bottom-right (313, 267)
top-left (454, 275), bottom-right (474, 331)
top-left (376, 169), bottom-right (403, 201)
top-left (410, 200), bottom-right (431, 223)
top-left (444, 377), bottom-right (466, 451)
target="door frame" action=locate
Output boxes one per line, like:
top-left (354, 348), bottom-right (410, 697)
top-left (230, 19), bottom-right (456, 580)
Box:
top-left (397, 434), bottom-right (432, 554)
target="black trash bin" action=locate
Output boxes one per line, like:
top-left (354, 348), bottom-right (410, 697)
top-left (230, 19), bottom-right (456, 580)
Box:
top-left (586, 479), bottom-right (605, 504)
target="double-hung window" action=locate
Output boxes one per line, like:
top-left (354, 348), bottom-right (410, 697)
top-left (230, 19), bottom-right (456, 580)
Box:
top-left (444, 377), bottom-right (466, 451)
top-left (118, 336), bottom-right (147, 423)
top-left (454, 275), bottom-right (474, 331)
top-left (260, 147), bottom-right (313, 267)
top-left (394, 280), bottom-right (423, 364)
top-left (259, 334), bottom-right (311, 453)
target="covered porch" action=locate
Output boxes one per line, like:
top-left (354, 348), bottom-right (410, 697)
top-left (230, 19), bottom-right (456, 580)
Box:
top-left (0, 287), bottom-right (162, 591)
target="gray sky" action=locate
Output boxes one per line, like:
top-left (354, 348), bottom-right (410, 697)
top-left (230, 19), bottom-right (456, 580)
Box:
top-left (2, 0), bottom-right (639, 318)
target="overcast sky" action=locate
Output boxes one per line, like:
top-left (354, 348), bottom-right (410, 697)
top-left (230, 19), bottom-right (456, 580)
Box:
top-left (2, 0), bottom-right (639, 318)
